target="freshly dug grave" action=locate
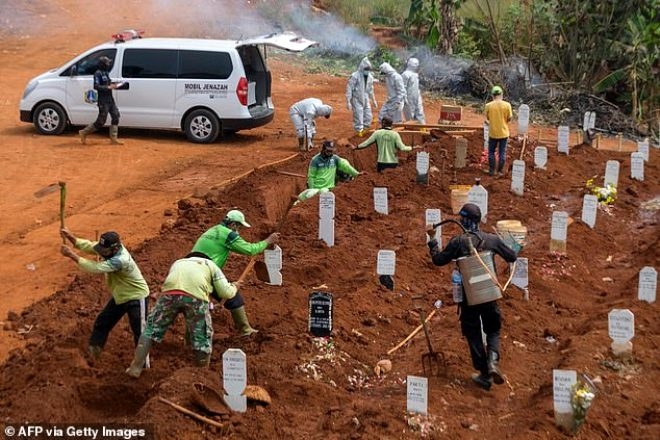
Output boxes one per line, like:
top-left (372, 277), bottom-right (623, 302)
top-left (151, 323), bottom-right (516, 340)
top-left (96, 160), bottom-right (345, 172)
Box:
top-left (1, 131), bottom-right (658, 440)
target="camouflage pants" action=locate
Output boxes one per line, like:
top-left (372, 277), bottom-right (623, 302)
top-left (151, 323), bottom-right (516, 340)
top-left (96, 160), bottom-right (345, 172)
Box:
top-left (143, 294), bottom-right (213, 353)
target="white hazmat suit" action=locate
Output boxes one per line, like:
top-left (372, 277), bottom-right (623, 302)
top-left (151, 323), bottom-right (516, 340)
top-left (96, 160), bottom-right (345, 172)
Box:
top-left (289, 98), bottom-right (333, 151)
top-left (378, 62), bottom-right (406, 124)
top-left (402, 58), bottom-right (426, 124)
top-left (346, 57), bottom-right (377, 135)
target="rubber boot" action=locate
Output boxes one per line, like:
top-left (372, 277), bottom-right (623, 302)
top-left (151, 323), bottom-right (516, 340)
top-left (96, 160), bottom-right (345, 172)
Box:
top-left (193, 350), bottom-right (211, 368)
top-left (230, 306), bottom-right (259, 337)
top-left (307, 135), bottom-right (314, 151)
top-left (488, 351), bottom-right (504, 385)
top-left (79, 124), bottom-right (96, 144)
top-left (125, 335), bottom-right (153, 378)
top-left (109, 125), bottom-right (123, 145)
top-left (297, 137), bottom-right (305, 151)
top-left (471, 372), bottom-right (492, 390)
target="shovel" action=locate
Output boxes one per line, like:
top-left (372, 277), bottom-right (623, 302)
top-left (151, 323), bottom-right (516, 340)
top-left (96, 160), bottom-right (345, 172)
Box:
top-left (34, 181), bottom-right (66, 243)
top-left (412, 296), bottom-right (445, 376)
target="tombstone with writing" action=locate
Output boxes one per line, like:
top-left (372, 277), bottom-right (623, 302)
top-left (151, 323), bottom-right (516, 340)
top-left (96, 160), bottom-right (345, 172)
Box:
top-left (308, 291), bottom-right (333, 337)
top-left (583, 111), bottom-right (596, 131)
top-left (425, 209), bottom-right (441, 245)
top-left (638, 267), bottom-right (657, 304)
top-left (581, 194), bottom-right (598, 229)
top-left (510, 160), bottom-right (525, 196)
top-left (608, 309), bottom-right (634, 357)
top-left (512, 258), bottom-right (529, 299)
top-left (374, 187), bottom-right (388, 215)
top-left (550, 211), bottom-right (568, 254)
top-left (630, 152), bottom-right (644, 181)
top-left (637, 139), bottom-right (649, 162)
top-left (604, 160), bottom-right (620, 188)
top-left (483, 122), bottom-right (489, 142)
top-left (534, 146), bottom-right (548, 169)
top-left (377, 250), bottom-right (396, 291)
top-left (454, 137), bottom-right (467, 169)
top-left (318, 192), bottom-right (335, 247)
top-left (223, 349), bottom-right (247, 412)
top-left (406, 375), bottom-right (428, 415)
top-left (518, 104), bottom-right (530, 136)
top-left (263, 245), bottom-right (282, 286)
top-left (416, 151), bottom-right (430, 184)
top-left (467, 178), bottom-right (488, 223)
top-left (557, 126), bottom-right (570, 155)
top-left (553, 369), bottom-right (577, 431)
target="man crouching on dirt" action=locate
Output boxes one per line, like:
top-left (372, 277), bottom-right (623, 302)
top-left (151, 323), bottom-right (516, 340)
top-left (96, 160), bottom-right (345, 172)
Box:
top-left (60, 229), bottom-right (149, 363)
top-left (126, 252), bottom-right (241, 378)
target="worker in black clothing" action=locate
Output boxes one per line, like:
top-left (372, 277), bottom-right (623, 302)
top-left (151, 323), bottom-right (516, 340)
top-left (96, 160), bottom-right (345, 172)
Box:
top-left (79, 56), bottom-right (123, 145)
top-left (426, 203), bottom-right (517, 390)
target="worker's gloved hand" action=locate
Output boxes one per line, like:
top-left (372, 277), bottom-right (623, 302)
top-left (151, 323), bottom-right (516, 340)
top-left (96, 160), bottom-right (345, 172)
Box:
top-left (265, 232), bottom-right (280, 246)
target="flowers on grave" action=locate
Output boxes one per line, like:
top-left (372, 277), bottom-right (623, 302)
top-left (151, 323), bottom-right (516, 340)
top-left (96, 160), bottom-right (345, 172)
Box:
top-left (585, 179), bottom-right (617, 205)
top-left (570, 376), bottom-right (596, 433)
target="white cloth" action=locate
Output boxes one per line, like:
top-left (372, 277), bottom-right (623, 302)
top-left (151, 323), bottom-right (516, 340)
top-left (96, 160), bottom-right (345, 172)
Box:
top-left (402, 58), bottom-right (425, 124)
top-left (378, 62), bottom-right (406, 123)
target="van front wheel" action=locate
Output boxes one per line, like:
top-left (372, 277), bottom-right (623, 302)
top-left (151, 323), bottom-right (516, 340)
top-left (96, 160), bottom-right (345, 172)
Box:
top-left (34, 102), bottom-right (67, 135)
top-left (184, 110), bottom-right (220, 143)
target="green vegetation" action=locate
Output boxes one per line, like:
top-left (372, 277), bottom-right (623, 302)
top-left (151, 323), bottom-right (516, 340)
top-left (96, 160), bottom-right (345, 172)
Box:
top-left (324, 0), bottom-right (659, 135)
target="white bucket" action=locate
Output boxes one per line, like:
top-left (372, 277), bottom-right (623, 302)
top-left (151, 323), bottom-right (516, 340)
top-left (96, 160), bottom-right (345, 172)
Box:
top-left (496, 220), bottom-right (527, 247)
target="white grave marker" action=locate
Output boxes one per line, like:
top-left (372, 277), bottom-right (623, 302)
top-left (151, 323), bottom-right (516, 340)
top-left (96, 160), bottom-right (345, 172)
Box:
top-left (374, 187), bottom-right (388, 215)
top-left (608, 309), bottom-right (634, 342)
top-left (517, 104), bottom-right (530, 135)
top-left (425, 209), bottom-right (442, 245)
top-left (630, 152), bottom-right (644, 181)
top-left (416, 151), bottom-right (430, 183)
top-left (534, 146), bottom-right (548, 169)
top-left (406, 375), bottom-right (428, 415)
top-left (638, 267), bottom-right (657, 303)
top-left (377, 250), bottom-right (396, 276)
top-left (263, 245), bottom-right (283, 286)
top-left (553, 369), bottom-right (577, 430)
top-left (467, 181), bottom-right (488, 223)
top-left (318, 192), bottom-right (335, 247)
top-left (512, 257), bottom-right (529, 290)
top-left (550, 211), bottom-right (568, 254)
top-left (583, 111), bottom-right (596, 131)
top-left (510, 160), bottom-right (525, 196)
top-left (637, 139), bottom-right (649, 162)
top-left (557, 126), bottom-right (570, 155)
top-left (454, 138), bottom-right (467, 169)
top-left (604, 160), bottom-right (620, 188)
top-left (483, 122), bottom-right (489, 141)
top-left (223, 349), bottom-right (247, 412)
top-left (581, 194), bottom-right (598, 229)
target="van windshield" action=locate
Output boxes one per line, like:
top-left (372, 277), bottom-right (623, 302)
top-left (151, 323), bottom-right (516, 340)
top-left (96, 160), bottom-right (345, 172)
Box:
top-left (61, 49), bottom-right (117, 77)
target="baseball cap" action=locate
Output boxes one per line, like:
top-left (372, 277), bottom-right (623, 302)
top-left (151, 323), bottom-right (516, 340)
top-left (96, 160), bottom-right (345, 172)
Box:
top-left (93, 231), bottom-right (121, 253)
top-left (226, 209), bottom-right (251, 227)
top-left (491, 85), bottom-right (503, 96)
top-left (459, 203), bottom-right (482, 222)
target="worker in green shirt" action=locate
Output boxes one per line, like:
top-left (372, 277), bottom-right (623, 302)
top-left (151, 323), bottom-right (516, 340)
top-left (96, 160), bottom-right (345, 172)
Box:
top-left (60, 228), bottom-right (149, 363)
top-left (191, 210), bottom-right (279, 336)
top-left (126, 252), bottom-right (241, 378)
top-left (296, 140), bottom-right (364, 204)
top-left (354, 116), bottom-right (415, 172)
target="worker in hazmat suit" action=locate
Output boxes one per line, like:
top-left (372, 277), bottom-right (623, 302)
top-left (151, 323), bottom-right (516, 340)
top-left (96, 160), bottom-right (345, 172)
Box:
top-left (401, 57), bottom-right (426, 124)
top-left (378, 62), bottom-right (406, 124)
top-left (289, 98), bottom-right (333, 151)
top-left (346, 57), bottom-right (378, 137)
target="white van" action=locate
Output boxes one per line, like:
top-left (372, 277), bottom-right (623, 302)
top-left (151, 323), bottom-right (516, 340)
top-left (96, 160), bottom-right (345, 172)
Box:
top-left (19, 31), bottom-right (316, 143)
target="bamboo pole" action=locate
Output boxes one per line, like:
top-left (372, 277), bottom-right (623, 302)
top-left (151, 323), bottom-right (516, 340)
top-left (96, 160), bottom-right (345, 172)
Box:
top-left (387, 309), bottom-right (437, 355)
top-left (158, 397), bottom-right (226, 429)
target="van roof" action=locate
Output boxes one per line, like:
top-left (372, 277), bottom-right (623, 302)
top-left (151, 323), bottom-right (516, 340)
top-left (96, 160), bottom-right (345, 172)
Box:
top-left (101, 32), bottom-right (317, 52)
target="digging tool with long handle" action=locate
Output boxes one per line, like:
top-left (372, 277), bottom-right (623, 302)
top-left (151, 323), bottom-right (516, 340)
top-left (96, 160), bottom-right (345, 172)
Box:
top-left (59, 182), bottom-right (66, 243)
top-left (412, 296), bottom-right (445, 376)
top-left (253, 198), bottom-right (296, 283)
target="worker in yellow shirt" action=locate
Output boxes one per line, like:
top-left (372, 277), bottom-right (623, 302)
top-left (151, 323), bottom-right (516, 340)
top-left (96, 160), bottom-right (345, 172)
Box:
top-left (484, 86), bottom-right (513, 176)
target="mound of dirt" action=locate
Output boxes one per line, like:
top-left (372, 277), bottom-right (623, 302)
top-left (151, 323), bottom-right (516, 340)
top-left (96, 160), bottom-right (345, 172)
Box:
top-left (1, 132), bottom-right (658, 439)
